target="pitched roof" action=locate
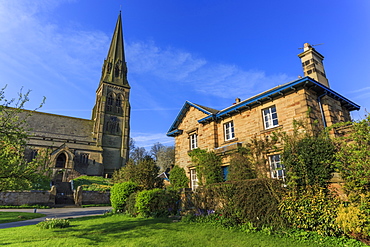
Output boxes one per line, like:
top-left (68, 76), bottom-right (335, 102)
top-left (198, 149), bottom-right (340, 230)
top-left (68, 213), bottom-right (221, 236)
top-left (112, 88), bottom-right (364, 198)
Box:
top-left (167, 76), bottom-right (360, 137)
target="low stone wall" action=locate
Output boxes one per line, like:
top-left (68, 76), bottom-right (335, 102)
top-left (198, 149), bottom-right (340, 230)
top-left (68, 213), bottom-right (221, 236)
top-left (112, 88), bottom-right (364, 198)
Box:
top-left (74, 186), bottom-right (110, 206)
top-left (0, 186), bottom-right (56, 206)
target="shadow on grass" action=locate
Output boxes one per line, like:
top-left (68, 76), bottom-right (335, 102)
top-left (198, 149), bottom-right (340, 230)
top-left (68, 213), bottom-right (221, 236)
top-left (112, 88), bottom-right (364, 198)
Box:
top-left (53, 214), bottom-right (180, 245)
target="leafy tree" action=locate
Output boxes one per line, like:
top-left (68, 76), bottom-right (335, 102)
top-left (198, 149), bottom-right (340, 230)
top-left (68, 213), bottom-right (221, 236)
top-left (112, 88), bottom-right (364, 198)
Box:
top-left (150, 142), bottom-right (164, 160)
top-left (228, 146), bottom-right (257, 181)
top-left (112, 157), bottom-right (163, 189)
top-left (331, 115), bottom-right (370, 196)
top-left (279, 121), bottom-right (335, 190)
top-left (189, 149), bottom-right (223, 185)
top-left (156, 145), bottom-right (175, 172)
top-left (0, 88), bottom-right (50, 191)
top-left (130, 146), bottom-right (150, 164)
top-left (169, 165), bottom-right (189, 190)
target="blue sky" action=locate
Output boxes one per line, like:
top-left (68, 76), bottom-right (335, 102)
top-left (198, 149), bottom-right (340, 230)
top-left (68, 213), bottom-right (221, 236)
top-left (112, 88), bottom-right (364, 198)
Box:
top-left (0, 0), bottom-right (369, 148)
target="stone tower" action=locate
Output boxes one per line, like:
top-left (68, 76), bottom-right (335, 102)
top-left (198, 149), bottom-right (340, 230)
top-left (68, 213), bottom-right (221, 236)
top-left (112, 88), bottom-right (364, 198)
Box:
top-left (298, 43), bottom-right (330, 88)
top-left (92, 12), bottom-right (130, 176)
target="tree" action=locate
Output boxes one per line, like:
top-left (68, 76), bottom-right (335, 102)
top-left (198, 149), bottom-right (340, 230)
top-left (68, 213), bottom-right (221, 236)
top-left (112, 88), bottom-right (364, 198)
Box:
top-left (169, 165), bottom-right (189, 190)
top-left (279, 120), bottom-right (335, 191)
top-left (156, 145), bottom-right (175, 172)
top-left (150, 142), bottom-right (164, 160)
top-left (331, 115), bottom-right (370, 196)
top-left (228, 146), bottom-right (257, 181)
top-left (112, 157), bottom-right (163, 189)
top-left (0, 88), bottom-right (50, 191)
top-left (130, 146), bottom-right (150, 164)
top-left (189, 149), bottom-right (223, 185)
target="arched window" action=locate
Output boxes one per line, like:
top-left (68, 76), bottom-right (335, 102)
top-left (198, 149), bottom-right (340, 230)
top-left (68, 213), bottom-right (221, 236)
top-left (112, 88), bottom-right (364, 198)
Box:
top-left (105, 117), bottom-right (120, 134)
top-left (55, 153), bottom-right (66, 168)
top-left (106, 93), bottom-right (114, 111)
top-left (116, 95), bottom-right (122, 113)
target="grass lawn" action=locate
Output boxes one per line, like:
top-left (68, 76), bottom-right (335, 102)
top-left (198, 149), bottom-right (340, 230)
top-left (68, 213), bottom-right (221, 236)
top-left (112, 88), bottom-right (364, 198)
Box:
top-left (0, 212), bottom-right (45, 224)
top-left (0, 214), bottom-right (365, 247)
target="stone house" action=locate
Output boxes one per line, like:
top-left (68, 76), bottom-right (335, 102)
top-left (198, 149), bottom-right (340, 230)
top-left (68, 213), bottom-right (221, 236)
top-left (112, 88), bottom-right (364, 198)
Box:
top-left (167, 43), bottom-right (360, 189)
top-left (21, 13), bottom-right (131, 183)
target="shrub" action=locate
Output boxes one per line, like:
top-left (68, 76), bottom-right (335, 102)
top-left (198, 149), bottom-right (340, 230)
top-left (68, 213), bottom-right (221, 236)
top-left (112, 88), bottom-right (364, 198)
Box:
top-left (188, 149), bottom-right (223, 185)
top-left (281, 133), bottom-right (335, 190)
top-left (135, 188), bottom-right (180, 217)
top-left (228, 147), bottom-right (257, 181)
top-left (279, 187), bottom-right (341, 236)
top-left (125, 192), bottom-right (138, 216)
top-left (110, 182), bottom-right (138, 213)
top-left (112, 159), bottom-right (163, 190)
top-left (73, 176), bottom-right (112, 192)
top-left (191, 178), bottom-right (285, 228)
top-left (36, 218), bottom-right (70, 229)
top-left (169, 165), bottom-right (189, 190)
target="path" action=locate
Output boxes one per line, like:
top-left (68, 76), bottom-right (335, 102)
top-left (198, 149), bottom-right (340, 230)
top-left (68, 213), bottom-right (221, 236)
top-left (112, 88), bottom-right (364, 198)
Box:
top-left (0, 206), bottom-right (111, 229)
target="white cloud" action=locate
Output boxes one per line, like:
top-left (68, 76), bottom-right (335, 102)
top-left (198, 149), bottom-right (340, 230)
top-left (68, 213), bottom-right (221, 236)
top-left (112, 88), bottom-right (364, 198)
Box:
top-left (0, 0), bottom-right (108, 97)
top-left (131, 132), bottom-right (174, 148)
top-left (126, 41), bottom-right (294, 100)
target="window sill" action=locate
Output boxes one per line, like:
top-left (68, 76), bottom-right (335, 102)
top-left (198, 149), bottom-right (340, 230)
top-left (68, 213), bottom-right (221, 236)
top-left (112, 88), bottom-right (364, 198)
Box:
top-left (221, 138), bottom-right (238, 146)
top-left (260, 125), bottom-right (283, 134)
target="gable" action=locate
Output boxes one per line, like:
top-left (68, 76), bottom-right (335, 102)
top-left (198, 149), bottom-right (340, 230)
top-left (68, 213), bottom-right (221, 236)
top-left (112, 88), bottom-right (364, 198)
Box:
top-left (167, 101), bottom-right (218, 137)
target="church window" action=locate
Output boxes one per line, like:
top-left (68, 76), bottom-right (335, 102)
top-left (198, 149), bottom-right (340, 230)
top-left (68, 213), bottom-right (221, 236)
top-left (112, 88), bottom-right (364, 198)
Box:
top-left (28, 149), bottom-right (38, 162)
top-left (106, 94), bottom-right (114, 111)
top-left (80, 153), bottom-right (89, 164)
top-left (106, 117), bottom-right (120, 134)
top-left (116, 95), bottom-right (122, 113)
top-left (263, 106), bottom-right (279, 129)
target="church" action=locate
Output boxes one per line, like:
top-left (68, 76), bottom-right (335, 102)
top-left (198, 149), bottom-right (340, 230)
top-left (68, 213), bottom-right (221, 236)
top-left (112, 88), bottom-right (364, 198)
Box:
top-left (22, 13), bottom-right (130, 182)
top-left (167, 43), bottom-right (360, 190)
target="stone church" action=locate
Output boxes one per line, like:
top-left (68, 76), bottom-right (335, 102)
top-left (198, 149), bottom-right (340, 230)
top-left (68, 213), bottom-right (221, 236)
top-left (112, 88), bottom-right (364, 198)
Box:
top-left (22, 13), bottom-right (130, 182)
top-left (167, 43), bottom-right (360, 190)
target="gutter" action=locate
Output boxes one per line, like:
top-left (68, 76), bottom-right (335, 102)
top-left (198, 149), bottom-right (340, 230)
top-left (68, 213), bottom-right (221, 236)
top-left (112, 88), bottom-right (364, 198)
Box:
top-left (317, 91), bottom-right (328, 128)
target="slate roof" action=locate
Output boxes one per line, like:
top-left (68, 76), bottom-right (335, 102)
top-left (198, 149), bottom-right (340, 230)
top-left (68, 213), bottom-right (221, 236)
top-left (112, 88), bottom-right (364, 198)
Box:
top-left (167, 76), bottom-right (360, 137)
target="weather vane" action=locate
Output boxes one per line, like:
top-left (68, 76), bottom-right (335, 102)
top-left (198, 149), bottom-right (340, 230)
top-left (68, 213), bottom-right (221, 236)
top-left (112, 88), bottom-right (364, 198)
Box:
top-left (298, 43), bottom-right (324, 50)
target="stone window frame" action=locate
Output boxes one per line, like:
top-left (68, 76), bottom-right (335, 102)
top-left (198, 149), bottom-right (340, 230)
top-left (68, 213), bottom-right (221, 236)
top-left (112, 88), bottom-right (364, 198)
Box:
top-left (80, 153), bottom-right (89, 164)
top-left (269, 154), bottom-right (285, 181)
top-left (115, 94), bottom-right (123, 114)
top-left (190, 168), bottom-right (198, 190)
top-left (189, 132), bottom-right (198, 150)
top-left (106, 93), bottom-right (115, 112)
top-left (262, 105), bottom-right (279, 129)
top-left (223, 121), bottom-right (235, 141)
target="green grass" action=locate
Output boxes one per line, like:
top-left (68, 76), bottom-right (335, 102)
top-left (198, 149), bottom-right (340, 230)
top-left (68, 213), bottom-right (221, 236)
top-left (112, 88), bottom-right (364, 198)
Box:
top-left (0, 214), bottom-right (365, 247)
top-left (0, 212), bottom-right (45, 223)
top-left (72, 175), bottom-right (112, 191)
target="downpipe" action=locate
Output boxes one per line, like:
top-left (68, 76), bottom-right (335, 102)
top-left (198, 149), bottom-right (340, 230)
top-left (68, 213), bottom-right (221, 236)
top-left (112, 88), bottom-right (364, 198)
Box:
top-left (317, 91), bottom-right (328, 128)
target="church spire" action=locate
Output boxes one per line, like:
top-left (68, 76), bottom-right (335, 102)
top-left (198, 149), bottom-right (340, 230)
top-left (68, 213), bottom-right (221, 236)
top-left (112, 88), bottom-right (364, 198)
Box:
top-left (100, 12), bottom-right (129, 88)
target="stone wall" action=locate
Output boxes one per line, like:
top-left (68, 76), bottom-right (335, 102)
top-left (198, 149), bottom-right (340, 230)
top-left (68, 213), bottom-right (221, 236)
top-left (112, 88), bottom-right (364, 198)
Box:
top-left (174, 87), bottom-right (352, 183)
top-left (0, 186), bottom-right (56, 206)
top-left (74, 186), bottom-right (110, 206)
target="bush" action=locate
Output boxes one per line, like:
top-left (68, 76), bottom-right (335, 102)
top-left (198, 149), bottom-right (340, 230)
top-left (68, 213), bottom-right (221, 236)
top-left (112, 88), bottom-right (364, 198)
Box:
top-left (135, 189), bottom-right (180, 217)
top-left (191, 178), bottom-right (285, 228)
top-left (36, 218), bottom-right (70, 229)
top-left (279, 187), bottom-right (341, 236)
top-left (73, 176), bottom-right (112, 192)
top-left (110, 182), bottom-right (138, 213)
top-left (112, 159), bottom-right (163, 190)
top-left (169, 165), bottom-right (189, 190)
